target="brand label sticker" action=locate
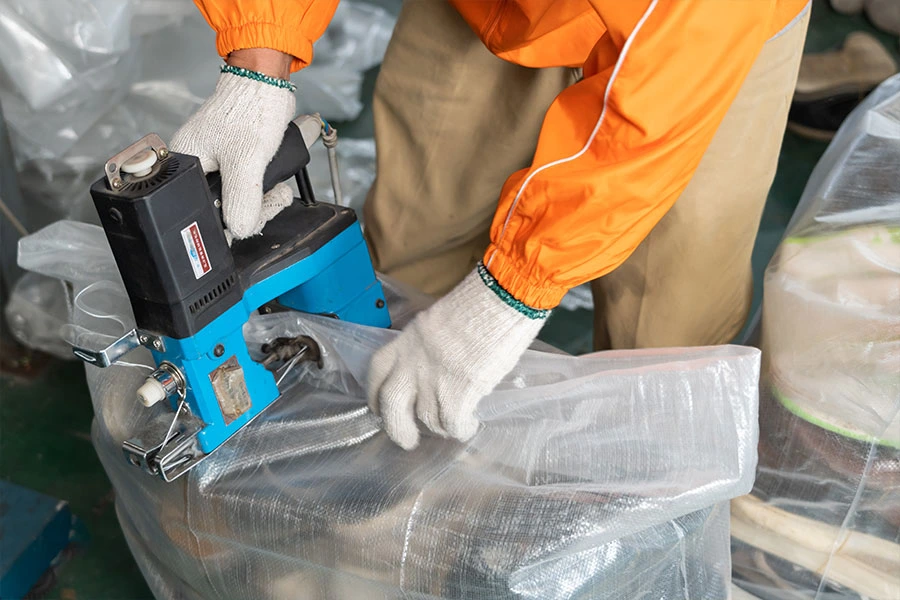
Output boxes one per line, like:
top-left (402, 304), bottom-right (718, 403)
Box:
top-left (181, 221), bottom-right (211, 279)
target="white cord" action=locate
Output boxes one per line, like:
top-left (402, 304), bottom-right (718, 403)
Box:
top-left (72, 281), bottom-right (130, 333)
top-left (69, 281), bottom-right (153, 372)
top-left (114, 360), bottom-right (154, 372)
top-left (275, 346), bottom-right (309, 387)
top-left (162, 398), bottom-right (186, 447)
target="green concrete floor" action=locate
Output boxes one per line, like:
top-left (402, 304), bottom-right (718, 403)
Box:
top-left (1, 1), bottom-right (897, 597)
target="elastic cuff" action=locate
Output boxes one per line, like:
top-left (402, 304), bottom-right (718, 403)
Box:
top-left (220, 65), bottom-right (296, 91)
top-left (215, 22), bottom-right (314, 73)
top-left (483, 248), bottom-right (569, 310)
top-left (477, 263), bottom-right (551, 320)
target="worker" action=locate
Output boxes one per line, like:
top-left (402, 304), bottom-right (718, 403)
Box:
top-left (172, 0), bottom-right (811, 450)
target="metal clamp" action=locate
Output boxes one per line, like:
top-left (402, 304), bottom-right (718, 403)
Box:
top-left (105, 133), bottom-right (169, 190)
top-left (123, 412), bottom-right (204, 482)
top-left (72, 328), bottom-right (166, 367)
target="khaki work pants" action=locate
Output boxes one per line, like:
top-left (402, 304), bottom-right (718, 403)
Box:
top-left (364, 1), bottom-right (810, 350)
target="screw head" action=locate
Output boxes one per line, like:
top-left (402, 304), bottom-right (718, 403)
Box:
top-left (152, 339), bottom-right (163, 351)
top-left (157, 148), bottom-right (169, 159)
top-left (375, 299), bottom-right (385, 309)
top-left (214, 198), bottom-right (222, 208)
top-left (139, 334), bottom-right (149, 344)
top-left (111, 177), bottom-right (123, 189)
top-left (214, 344), bottom-right (225, 357)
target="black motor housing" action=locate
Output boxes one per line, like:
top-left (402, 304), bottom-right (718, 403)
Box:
top-left (90, 153), bottom-right (240, 339)
top-left (90, 121), bottom-right (313, 340)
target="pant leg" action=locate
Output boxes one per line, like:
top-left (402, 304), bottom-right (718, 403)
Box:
top-left (591, 9), bottom-right (810, 350)
top-left (363, 0), bottom-right (578, 297)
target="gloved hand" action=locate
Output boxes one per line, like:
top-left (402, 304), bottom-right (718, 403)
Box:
top-left (368, 264), bottom-right (549, 449)
top-left (170, 67), bottom-right (296, 240)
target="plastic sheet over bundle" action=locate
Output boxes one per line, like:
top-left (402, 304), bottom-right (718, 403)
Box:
top-left (18, 221), bottom-right (761, 599)
top-left (731, 75), bottom-right (900, 600)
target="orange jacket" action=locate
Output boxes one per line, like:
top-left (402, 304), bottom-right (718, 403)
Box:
top-left (194, 0), bottom-right (809, 309)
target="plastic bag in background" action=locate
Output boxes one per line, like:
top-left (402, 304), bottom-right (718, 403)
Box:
top-left (558, 284), bottom-right (593, 311)
top-left (0, 0), bottom-right (139, 161)
top-left (292, 1), bottom-right (396, 120)
top-left (12, 13), bottom-right (220, 229)
top-left (17, 219), bottom-right (762, 599)
top-left (2, 0), bottom-right (396, 226)
top-left (0, 0), bottom-right (132, 110)
top-left (3, 272), bottom-right (70, 358)
top-left (731, 75), bottom-right (900, 600)
top-left (7, 220), bottom-right (124, 357)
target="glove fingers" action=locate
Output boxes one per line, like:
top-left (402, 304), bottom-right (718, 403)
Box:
top-left (377, 369), bottom-right (420, 451)
top-left (367, 343), bottom-right (396, 414)
top-left (168, 124), bottom-right (219, 175)
top-left (198, 154), bottom-right (220, 175)
top-left (415, 373), bottom-right (447, 438)
top-left (221, 158), bottom-right (266, 240)
top-left (259, 183), bottom-right (294, 224)
top-left (441, 390), bottom-right (481, 442)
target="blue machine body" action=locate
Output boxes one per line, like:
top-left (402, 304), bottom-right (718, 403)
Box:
top-left (150, 220), bottom-right (389, 454)
top-left (84, 126), bottom-right (392, 477)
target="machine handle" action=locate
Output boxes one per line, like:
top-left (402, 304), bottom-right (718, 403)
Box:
top-left (205, 119), bottom-right (312, 208)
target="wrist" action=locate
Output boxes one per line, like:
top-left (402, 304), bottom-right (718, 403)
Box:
top-left (437, 266), bottom-right (547, 358)
top-left (476, 262), bottom-right (550, 321)
top-left (226, 48), bottom-right (293, 80)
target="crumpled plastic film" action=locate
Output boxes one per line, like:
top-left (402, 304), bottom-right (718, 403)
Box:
top-left (3, 272), bottom-right (71, 358)
top-left (17, 219), bottom-right (761, 599)
top-left (731, 75), bottom-right (900, 600)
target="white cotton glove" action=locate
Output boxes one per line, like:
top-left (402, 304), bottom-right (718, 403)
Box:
top-left (170, 70), bottom-right (296, 240)
top-left (368, 265), bottom-right (549, 450)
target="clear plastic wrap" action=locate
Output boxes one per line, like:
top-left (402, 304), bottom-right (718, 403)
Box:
top-left (731, 75), bottom-right (900, 600)
top-left (18, 220), bottom-right (762, 599)
top-left (3, 272), bottom-right (71, 357)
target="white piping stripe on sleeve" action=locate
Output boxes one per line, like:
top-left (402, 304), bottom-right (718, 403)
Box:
top-left (486, 0), bottom-right (660, 270)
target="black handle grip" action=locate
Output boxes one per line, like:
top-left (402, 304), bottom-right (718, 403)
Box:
top-left (205, 120), bottom-right (311, 206)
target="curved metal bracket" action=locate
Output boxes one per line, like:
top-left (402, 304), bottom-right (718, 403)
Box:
top-left (105, 133), bottom-right (168, 190)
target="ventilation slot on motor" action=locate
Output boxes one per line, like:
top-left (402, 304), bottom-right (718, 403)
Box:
top-left (189, 274), bottom-right (235, 315)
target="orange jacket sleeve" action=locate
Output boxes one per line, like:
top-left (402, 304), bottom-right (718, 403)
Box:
top-left (481, 0), bottom-right (797, 309)
top-left (193, 0), bottom-right (339, 72)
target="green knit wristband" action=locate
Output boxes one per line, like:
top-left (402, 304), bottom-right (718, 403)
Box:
top-left (220, 64), bottom-right (296, 92)
top-left (477, 262), bottom-right (551, 321)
